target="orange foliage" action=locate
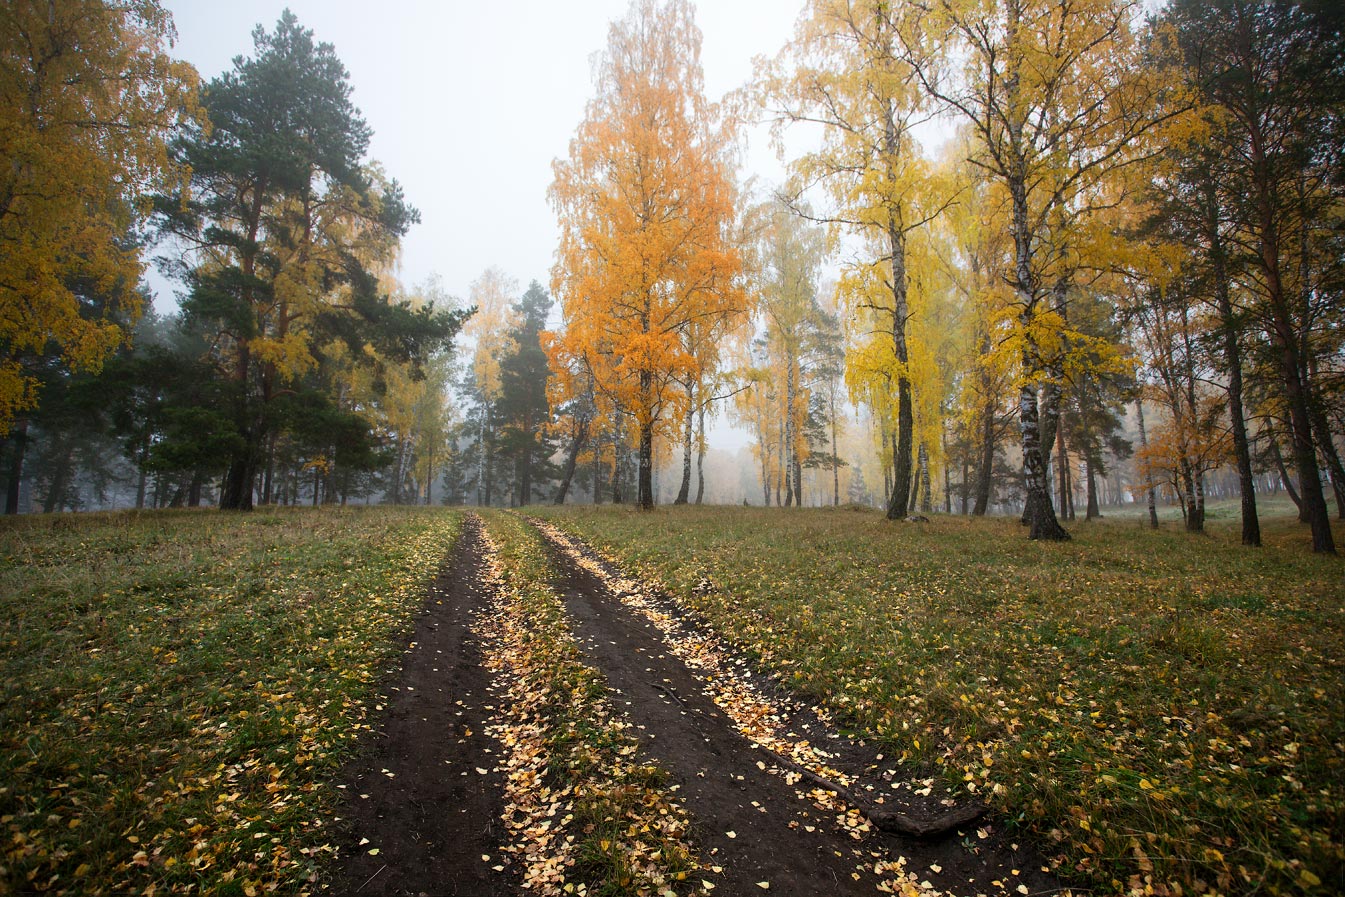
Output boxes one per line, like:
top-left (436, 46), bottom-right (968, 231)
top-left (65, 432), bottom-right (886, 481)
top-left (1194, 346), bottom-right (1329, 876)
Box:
top-left (548, 0), bottom-right (746, 508)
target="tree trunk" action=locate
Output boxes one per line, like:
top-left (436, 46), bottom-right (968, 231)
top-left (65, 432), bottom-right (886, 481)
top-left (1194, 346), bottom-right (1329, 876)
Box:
top-left (1136, 397), bottom-right (1158, 528)
top-left (887, 379), bottom-right (915, 520)
top-left (262, 434), bottom-right (276, 506)
top-left (1019, 376), bottom-right (1069, 541)
top-left (759, 416), bottom-right (771, 507)
top-left (638, 377), bottom-right (654, 510)
top-left (695, 405), bottom-right (707, 505)
top-left (1279, 339), bottom-right (1332, 550)
top-left (134, 427), bottom-right (151, 510)
top-left (1180, 460), bottom-right (1203, 532)
top-left (973, 394), bottom-right (995, 516)
top-left (881, 103), bottom-right (914, 522)
top-left (424, 444), bottom-right (435, 506)
top-left (482, 424), bottom-right (496, 507)
top-left (783, 359), bottom-right (796, 508)
top-left (1085, 455), bottom-right (1100, 520)
top-left (1206, 192), bottom-right (1260, 544)
top-left (42, 439), bottom-right (74, 513)
top-left (2, 420), bottom-right (25, 514)
top-left (555, 417), bottom-right (588, 505)
top-left (188, 470), bottom-right (203, 508)
top-left (919, 442), bottom-right (932, 514)
top-left (221, 448), bottom-right (258, 511)
top-left (830, 387), bottom-right (840, 507)
top-left (1252, 147), bottom-right (1333, 550)
top-left (1269, 428), bottom-right (1303, 514)
top-left (518, 437), bottom-right (532, 507)
top-left (675, 385), bottom-right (693, 505)
top-left (907, 460), bottom-right (919, 515)
top-left (391, 440), bottom-right (404, 505)
top-left (592, 435), bottom-right (602, 505)
top-left (1306, 374), bottom-right (1345, 520)
top-left (793, 444), bottom-right (803, 508)
top-left (1055, 423), bottom-right (1070, 521)
top-left (1008, 146), bottom-right (1067, 540)
top-left (942, 425), bottom-right (952, 514)
top-left (1195, 470), bottom-right (1207, 530)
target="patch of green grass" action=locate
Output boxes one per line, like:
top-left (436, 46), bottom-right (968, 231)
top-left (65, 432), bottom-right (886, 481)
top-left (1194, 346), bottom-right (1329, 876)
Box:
top-left (531, 504), bottom-right (1344, 897)
top-left (0, 506), bottom-right (460, 896)
top-left (477, 511), bottom-right (697, 897)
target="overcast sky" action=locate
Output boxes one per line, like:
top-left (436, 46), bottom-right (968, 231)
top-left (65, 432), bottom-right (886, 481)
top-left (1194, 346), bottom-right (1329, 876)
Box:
top-left (159, 0), bottom-right (805, 310)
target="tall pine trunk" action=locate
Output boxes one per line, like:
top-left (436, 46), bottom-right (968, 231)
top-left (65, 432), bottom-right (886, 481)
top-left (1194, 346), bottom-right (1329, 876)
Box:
top-left (1307, 375), bottom-right (1345, 520)
top-left (1253, 152), bottom-right (1333, 550)
top-left (1207, 189), bottom-right (1260, 545)
top-left (1085, 457), bottom-right (1100, 520)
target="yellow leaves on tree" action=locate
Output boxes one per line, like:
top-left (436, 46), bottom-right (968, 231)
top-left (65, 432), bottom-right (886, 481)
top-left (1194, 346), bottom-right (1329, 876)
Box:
top-left (550, 0), bottom-right (745, 510)
top-left (909, 0), bottom-right (1191, 539)
top-left (0, 0), bottom-right (200, 433)
top-left (464, 267), bottom-right (520, 404)
top-left (758, 0), bottom-right (940, 520)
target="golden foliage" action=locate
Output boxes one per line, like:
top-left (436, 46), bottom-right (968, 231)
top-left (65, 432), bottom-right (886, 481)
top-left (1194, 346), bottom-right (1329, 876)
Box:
top-left (0, 0), bottom-right (201, 433)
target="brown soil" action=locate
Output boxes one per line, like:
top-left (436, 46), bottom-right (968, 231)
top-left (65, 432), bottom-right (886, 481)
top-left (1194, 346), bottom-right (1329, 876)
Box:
top-left (329, 513), bottom-right (1064, 897)
top-left (531, 520), bottom-right (1065, 897)
top-left (329, 516), bottom-right (515, 896)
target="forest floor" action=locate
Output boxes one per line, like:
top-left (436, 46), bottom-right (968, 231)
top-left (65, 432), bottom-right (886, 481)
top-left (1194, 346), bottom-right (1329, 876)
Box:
top-left (2, 502), bottom-right (1339, 897)
top-left (529, 503), bottom-right (1343, 897)
top-left (332, 511), bottom-right (1055, 896)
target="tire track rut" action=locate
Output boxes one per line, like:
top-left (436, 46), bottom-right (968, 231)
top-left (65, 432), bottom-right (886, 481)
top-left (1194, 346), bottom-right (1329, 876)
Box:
top-left (333, 515), bottom-right (513, 896)
top-left (535, 520), bottom-right (903, 896)
top-left (531, 517), bottom-right (1063, 897)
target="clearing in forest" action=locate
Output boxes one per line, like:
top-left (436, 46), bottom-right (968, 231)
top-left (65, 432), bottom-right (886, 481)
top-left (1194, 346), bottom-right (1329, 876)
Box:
top-left (3, 504), bottom-right (1339, 896)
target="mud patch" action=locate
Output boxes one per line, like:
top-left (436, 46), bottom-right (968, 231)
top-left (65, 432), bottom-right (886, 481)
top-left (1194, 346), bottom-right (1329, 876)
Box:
top-left (329, 516), bottom-right (514, 896)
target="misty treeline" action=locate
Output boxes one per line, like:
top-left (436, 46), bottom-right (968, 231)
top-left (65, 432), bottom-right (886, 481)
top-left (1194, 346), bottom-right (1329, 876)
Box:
top-left (543, 0), bottom-right (1344, 551)
top-left (1, 6), bottom-right (478, 513)
top-left (3, 1), bottom-right (1342, 552)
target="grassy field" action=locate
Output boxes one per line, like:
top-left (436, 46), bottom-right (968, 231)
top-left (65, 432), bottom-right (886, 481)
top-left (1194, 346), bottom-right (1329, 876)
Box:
top-left (0, 507), bottom-right (460, 896)
top-left (532, 503), bottom-right (1344, 897)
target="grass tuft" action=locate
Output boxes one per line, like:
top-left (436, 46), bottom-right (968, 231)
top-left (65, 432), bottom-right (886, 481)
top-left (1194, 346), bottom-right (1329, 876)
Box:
top-left (476, 510), bottom-right (699, 897)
